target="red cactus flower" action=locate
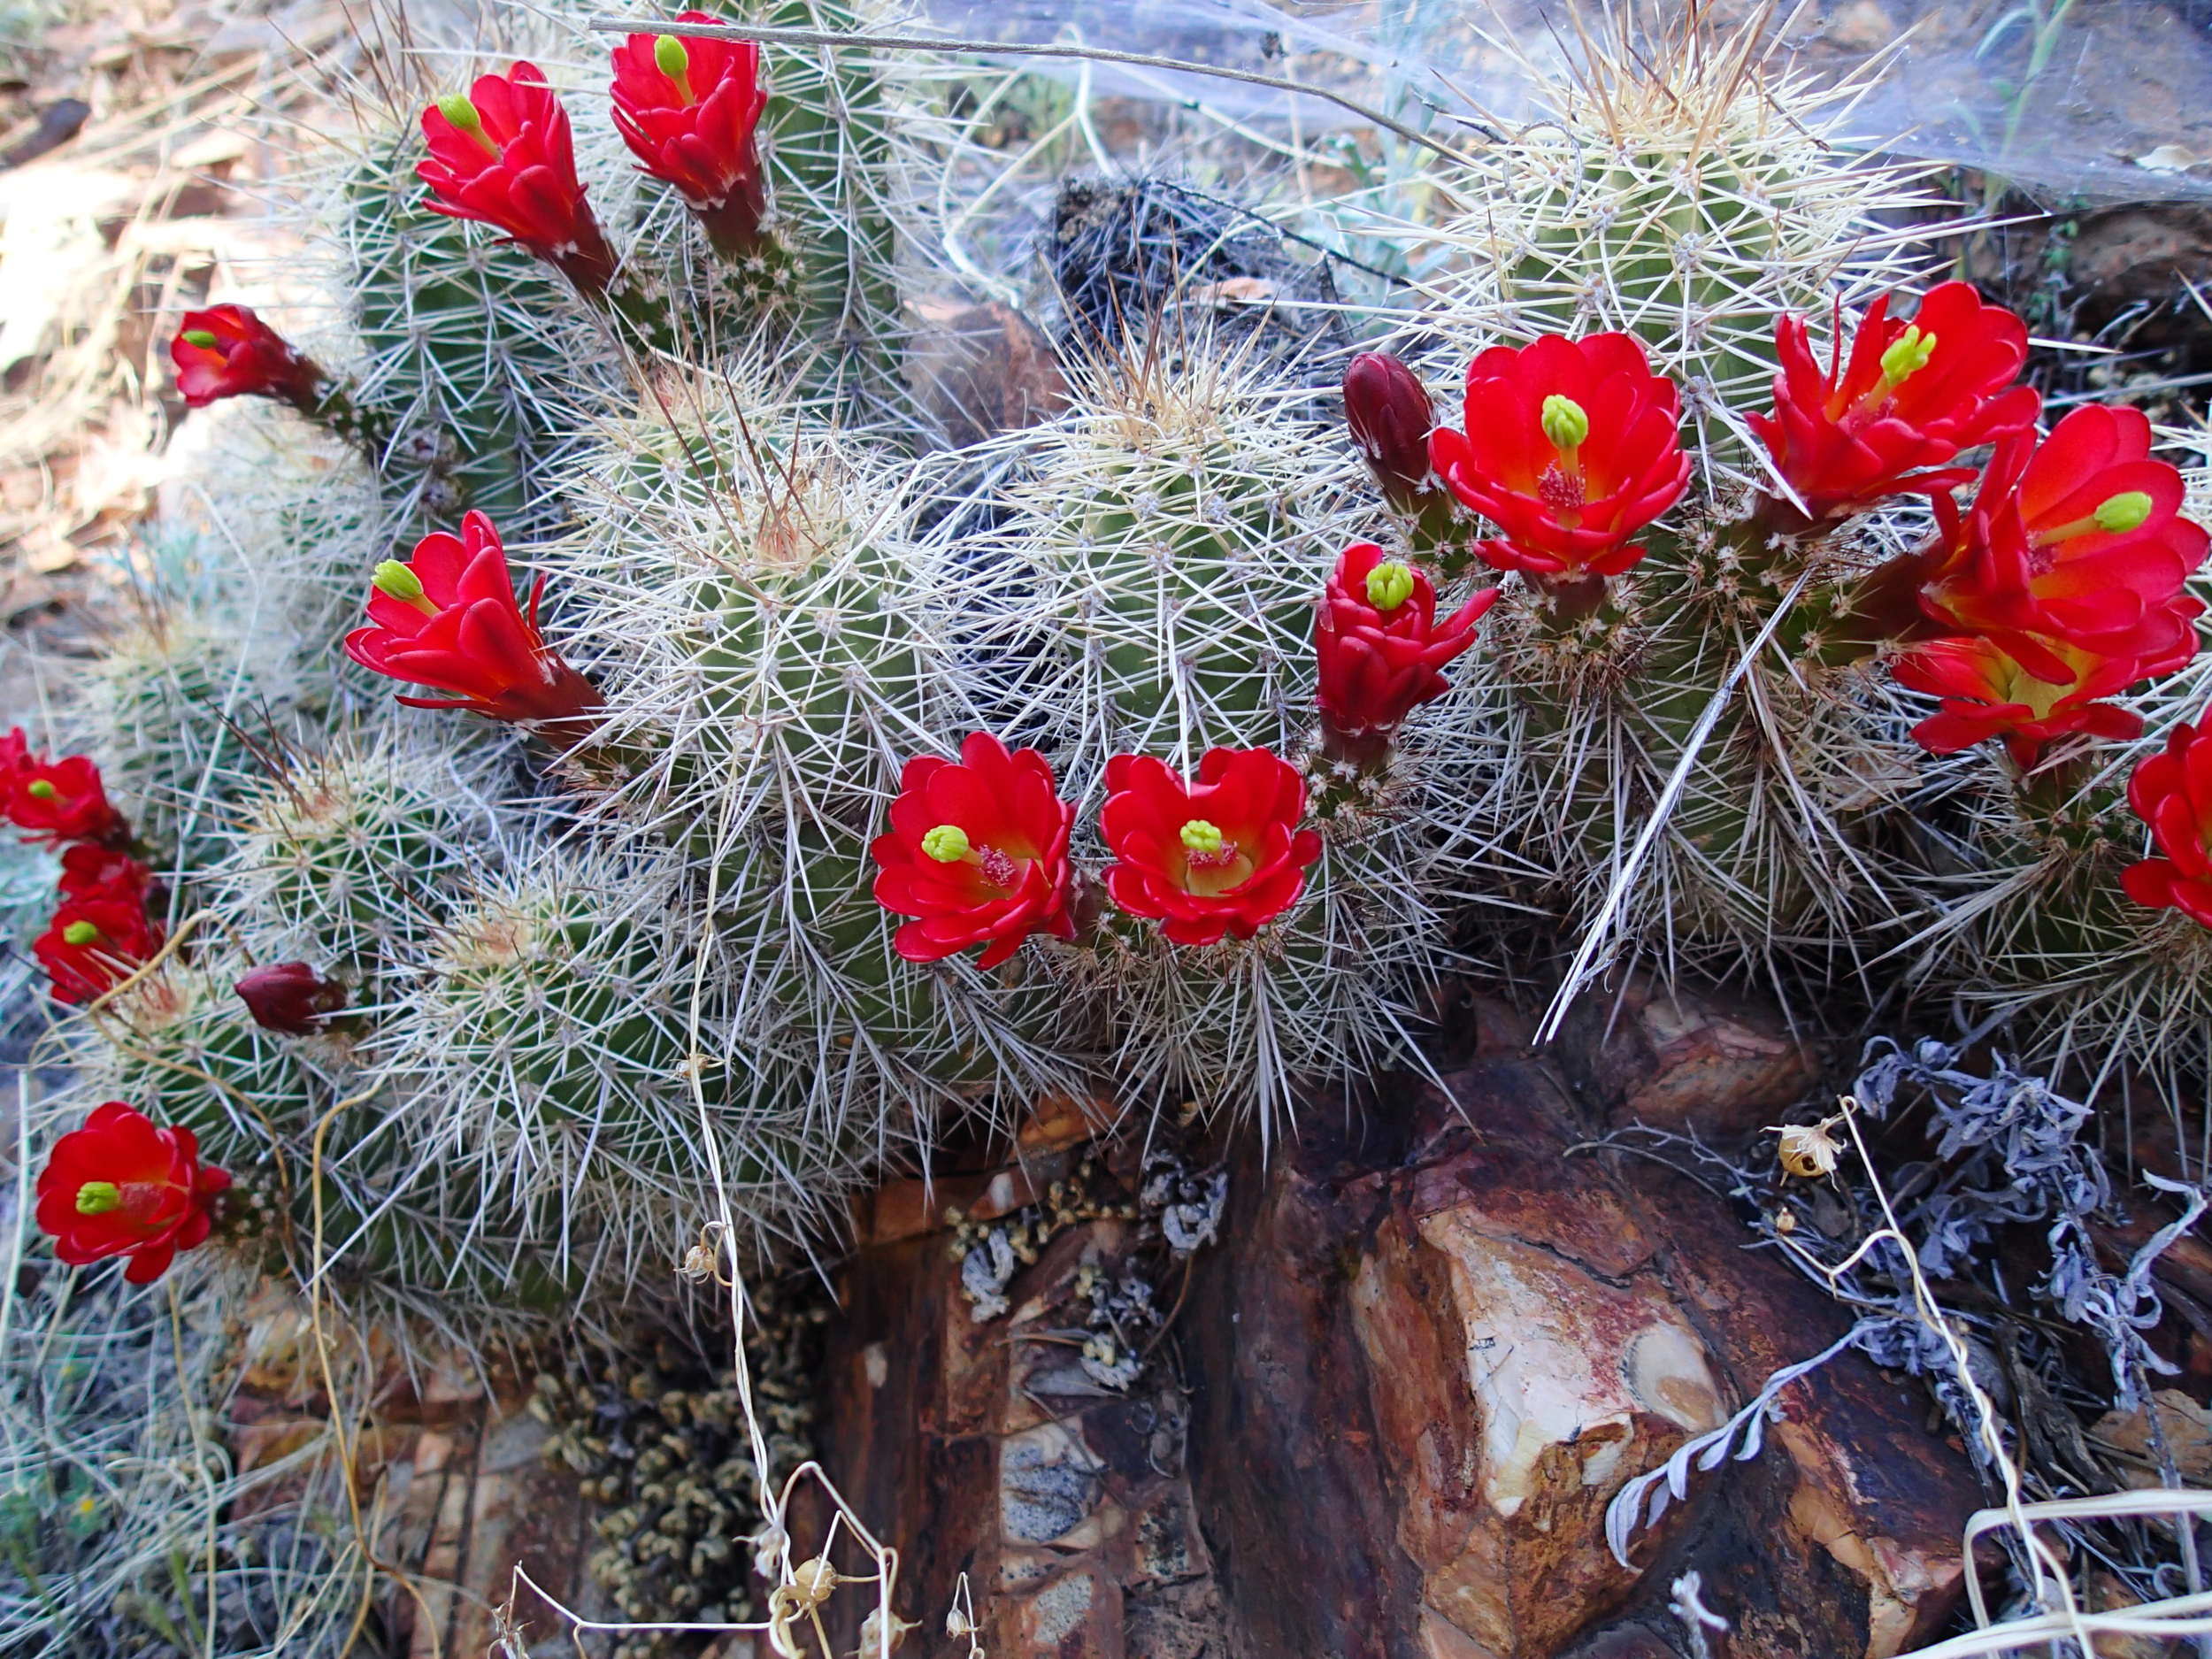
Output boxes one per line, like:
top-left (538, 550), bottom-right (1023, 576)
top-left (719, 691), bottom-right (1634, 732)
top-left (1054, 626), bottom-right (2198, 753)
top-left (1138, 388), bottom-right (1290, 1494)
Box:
top-left (871, 733), bottom-right (1078, 969)
top-left (1892, 634), bottom-right (2158, 768)
top-left (2121, 713), bottom-right (2212, 927)
top-left (610, 15), bottom-right (770, 257)
top-left (1428, 333), bottom-right (1690, 582)
top-left (168, 303), bottom-right (324, 411)
top-left (35, 1102), bottom-right (229, 1284)
top-left (1917, 404), bottom-right (2210, 679)
top-left (1344, 352), bottom-right (1440, 511)
top-left (234, 961), bottom-right (350, 1034)
top-left (1102, 748), bottom-right (1321, 947)
top-left (57, 844), bottom-right (151, 905)
top-left (418, 63), bottom-right (618, 293)
top-left (34, 895), bottom-right (163, 1004)
top-left (8, 753), bottom-right (119, 846)
top-left (1316, 542), bottom-right (1494, 741)
top-left (343, 510), bottom-right (601, 728)
top-left (1750, 281), bottom-right (2039, 521)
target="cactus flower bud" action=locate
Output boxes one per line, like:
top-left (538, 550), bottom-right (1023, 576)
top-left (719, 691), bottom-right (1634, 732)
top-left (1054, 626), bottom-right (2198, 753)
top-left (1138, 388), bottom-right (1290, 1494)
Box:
top-left (234, 962), bottom-right (350, 1035)
top-left (1102, 749), bottom-right (1319, 946)
top-left (346, 511), bottom-right (603, 730)
top-left (872, 733), bottom-right (1079, 969)
top-left (611, 13), bottom-right (771, 257)
top-left (921, 825), bottom-right (972, 864)
top-left (168, 303), bottom-right (326, 411)
top-left (1540, 394), bottom-right (1590, 451)
top-left (35, 1102), bottom-right (230, 1284)
top-left (419, 65), bottom-right (618, 293)
top-left (2096, 491), bottom-right (2155, 534)
top-left (1342, 351), bottom-right (1436, 511)
top-left (1363, 560), bottom-right (1416, 612)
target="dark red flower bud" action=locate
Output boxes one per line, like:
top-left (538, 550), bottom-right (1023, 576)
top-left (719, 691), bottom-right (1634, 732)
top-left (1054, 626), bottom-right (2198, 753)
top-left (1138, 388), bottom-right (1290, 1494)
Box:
top-left (234, 962), bottom-right (350, 1034)
top-left (418, 64), bottom-right (618, 294)
top-left (35, 1102), bottom-right (229, 1284)
top-left (1344, 352), bottom-right (1439, 511)
top-left (611, 15), bottom-right (771, 257)
top-left (169, 303), bottom-right (324, 411)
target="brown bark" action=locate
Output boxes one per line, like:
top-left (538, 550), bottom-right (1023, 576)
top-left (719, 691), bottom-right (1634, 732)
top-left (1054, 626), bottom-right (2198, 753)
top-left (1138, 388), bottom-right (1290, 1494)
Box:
top-left (817, 981), bottom-right (1985, 1658)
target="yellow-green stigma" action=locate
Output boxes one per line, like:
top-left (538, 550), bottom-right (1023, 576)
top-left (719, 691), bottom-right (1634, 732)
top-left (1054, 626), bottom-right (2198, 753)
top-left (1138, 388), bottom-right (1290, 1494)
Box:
top-left (61, 921), bottom-right (100, 947)
top-left (436, 93), bottom-right (484, 134)
top-left (1540, 394), bottom-right (1590, 452)
top-left (1179, 820), bottom-right (1225, 856)
top-left (2095, 491), bottom-right (2155, 534)
top-left (1365, 560), bottom-right (1416, 612)
top-left (921, 825), bottom-right (972, 864)
top-left (654, 34), bottom-right (695, 100)
top-left (180, 328), bottom-right (219, 349)
top-left (1879, 325), bottom-right (1938, 385)
top-left (25, 780), bottom-right (56, 801)
top-left (73, 1181), bottom-right (121, 1216)
top-left (373, 560), bottom-right (434, 614)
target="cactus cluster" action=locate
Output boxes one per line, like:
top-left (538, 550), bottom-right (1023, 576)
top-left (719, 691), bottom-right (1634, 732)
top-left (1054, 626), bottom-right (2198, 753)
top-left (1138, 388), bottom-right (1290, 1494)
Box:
top-left (19, 0), bottom-right (2212, 1411)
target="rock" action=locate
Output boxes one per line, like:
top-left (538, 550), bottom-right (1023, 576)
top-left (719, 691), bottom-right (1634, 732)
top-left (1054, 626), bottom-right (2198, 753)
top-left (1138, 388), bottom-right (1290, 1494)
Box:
top-left (816, 993), bottom-right (1978, 1657)
top-left (2090, 1390), bottom-right (2212, 1487)
top-left (906, 296), bottom-right (1066, 449)
top-left (1552, 972), bottom-right (1814, 1138)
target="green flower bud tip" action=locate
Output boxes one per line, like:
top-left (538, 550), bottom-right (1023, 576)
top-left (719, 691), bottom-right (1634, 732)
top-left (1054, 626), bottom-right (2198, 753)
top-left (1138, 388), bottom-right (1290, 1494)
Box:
top-left (25, 780), bottom-right (55, 800)
top-left (2095, 491), bottom-right (2155, 534)
top-left (73, 1181), bottom-right (121, 1216)
top-left (655, 35), bottom-right (690, 81)
top-left (922, 825), bottom-right (972, 863)
top-left (1879, 325), bottom-right (1938, 384)
top-left (1179, 819), bottom-right (1225, 856)
top-left (435, 93), bottom-right (484, 134)
top-left (180, 329), bottom-right (219, 349)
top-left (61, 921), bottom-right (100, 947)
top-left (373, 560), bottom-right (428, 604)
top-left (1540, 394), bottom-right (1589, 452)
top-left (1365, 560), bottom-right (1416, 612)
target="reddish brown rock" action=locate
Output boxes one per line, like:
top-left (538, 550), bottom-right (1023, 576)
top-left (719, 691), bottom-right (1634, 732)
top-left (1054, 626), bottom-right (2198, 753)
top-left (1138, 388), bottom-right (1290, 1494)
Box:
top-left (818, 1000), bottom-right (1978, 1659)
top-left (1553, 972), bottom-right (1814, 1138)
